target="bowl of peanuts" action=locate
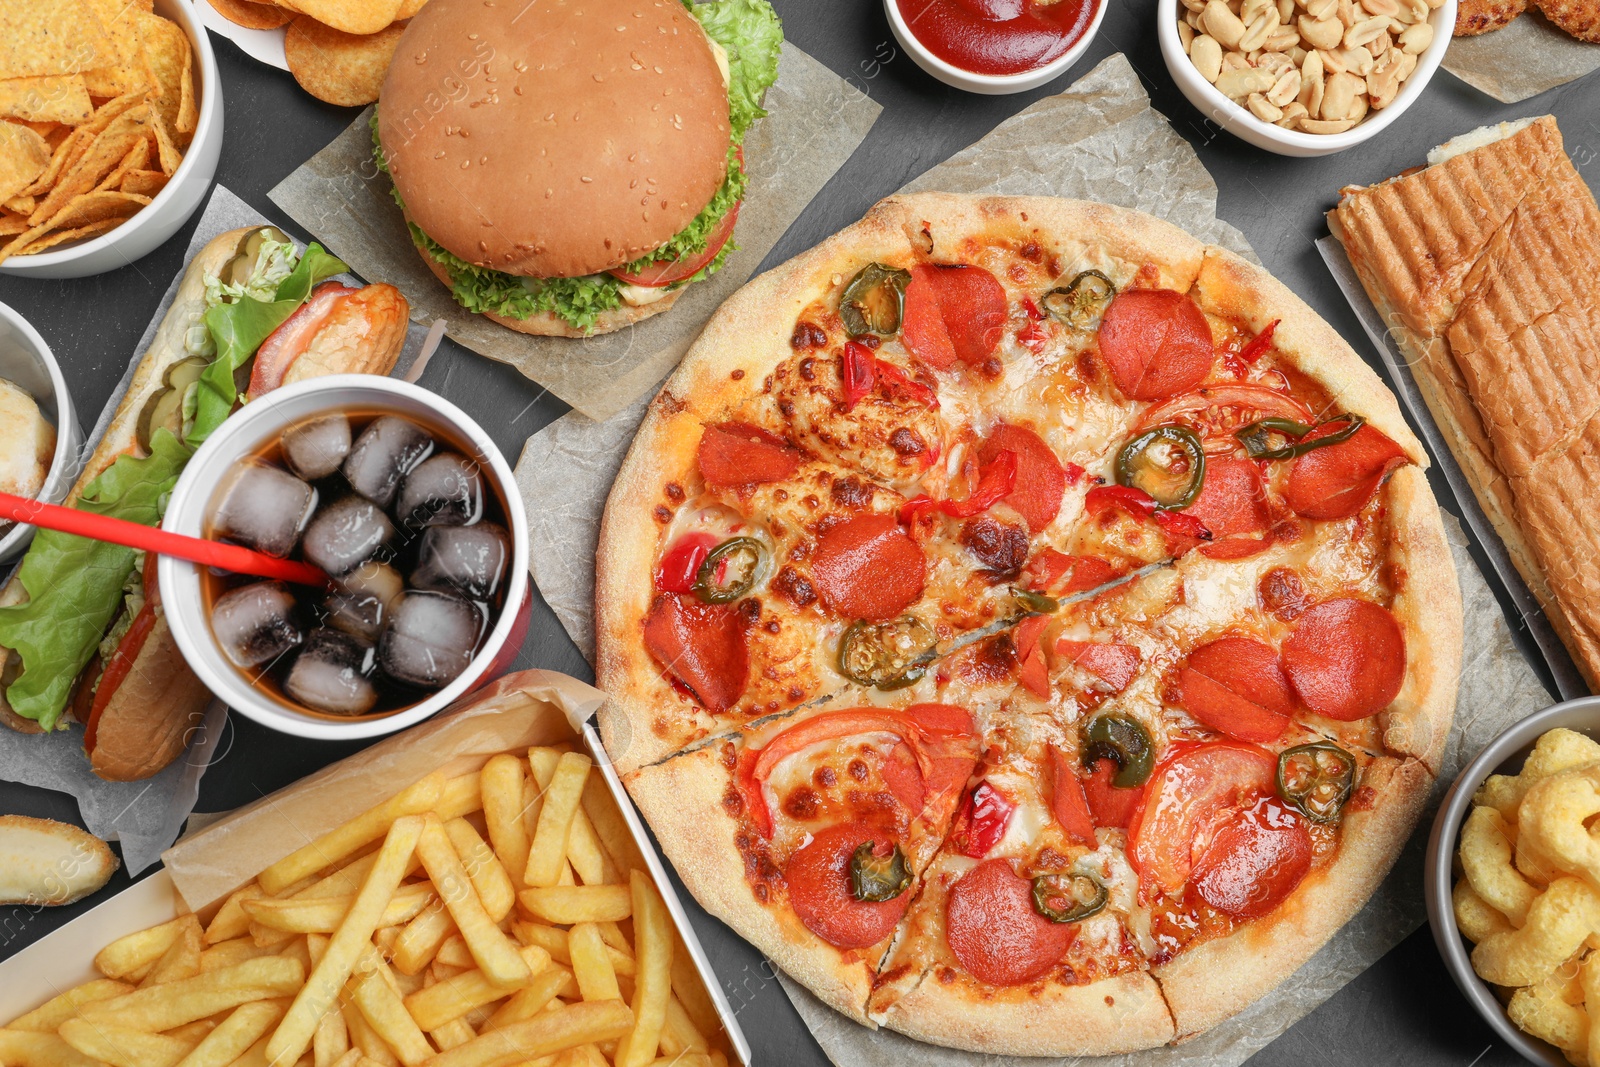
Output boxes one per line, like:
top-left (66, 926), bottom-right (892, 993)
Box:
top-left (1159, 0), bottom-right (1454, 155)
top-left (1425, 697), bottom-right (1600, 1067)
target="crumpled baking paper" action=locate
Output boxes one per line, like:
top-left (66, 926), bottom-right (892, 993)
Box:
top-left (1442, 15), bottom-right (1600, 104)
top-left (0, 185), bottom-right (435, 875)
top-left (266, 44), bottom-right (882, 422)
top-left (510, 51), bottom-right (1551, 1066)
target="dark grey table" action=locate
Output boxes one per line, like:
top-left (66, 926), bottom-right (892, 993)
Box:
top-left (3, 0), bottom-right (1595, 1062)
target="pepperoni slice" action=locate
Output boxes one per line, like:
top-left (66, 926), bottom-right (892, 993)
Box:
top-left (1022, 549), bottom-right (1115, 595)
top-left (785, 823), bottom-right (911, 949)
top-left (902, 264), bottom-right (1007, 370)
top-left (945, 859), bottom-right (1074, 986)
top-left (1183, 455), bottom-right (1272, 559)
top-left (1097, 289), bottom-right (1214, 400)
top-left (1012, 615), bottom-right (1051, 699)
top-left (1082, 758), bottom-right (1141, 829)
top-left (881, 742), bottom-right (925, 813)
top-left (1281, 597), bottom-right (1406, 720)
top-left (977, 423), bottom-right (1066, 531)
top-left (1190, 794), bottom-right (1312, 919)
top-left (1176, 669), bottom-right (1289, 743)
top-left (1048, 746), bottom-right (1097, 848)
top-left (1054, 639), bottom-right (1140, 692)
top-left (1127, 740), bottom-right (1277, 896)
top-left (809, 514), bottom-right (926, 620)
top-left (697, 422), bottom-right (802, 488)
top-left (1177, 637), bottom-right (1294, 741)
top-left (1284, 423), bottom-right (1408, 520)
top-left (641, 594), bottom-right (748, 713)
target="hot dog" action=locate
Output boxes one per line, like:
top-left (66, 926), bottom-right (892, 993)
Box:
top-left (0, 226), bottom-right (408, 781)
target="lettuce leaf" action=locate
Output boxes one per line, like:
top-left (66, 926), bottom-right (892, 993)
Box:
top-left (0, 430), bottom-right (191, 729)
top-left (369, 0), bottom-right (781, 333)
top-left (190, 244), bottom-right (346, 446)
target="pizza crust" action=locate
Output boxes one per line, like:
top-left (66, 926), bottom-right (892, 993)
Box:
top-left (1151, 755), bottom-right (1432, 1037)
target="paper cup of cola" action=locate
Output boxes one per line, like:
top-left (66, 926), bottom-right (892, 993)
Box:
top-left (160, 376), bottom-right (531, 740)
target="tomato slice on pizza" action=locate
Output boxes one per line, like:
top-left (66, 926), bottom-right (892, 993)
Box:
top-left (604, 195), bottom-right (1461, 1056)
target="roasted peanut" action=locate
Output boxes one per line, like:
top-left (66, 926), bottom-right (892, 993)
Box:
top-left (1190, 33), bottom-right (1224, 80)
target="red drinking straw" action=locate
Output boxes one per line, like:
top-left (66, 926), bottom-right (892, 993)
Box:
top-left (0, 491), bottom-right (329, 587)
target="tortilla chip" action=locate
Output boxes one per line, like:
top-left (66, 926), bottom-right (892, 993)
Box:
top-left (119, 167), bottom-right (166, 196)
top-left (27, 102), bottom-right (148, 223)
top-left (4, 195), bottom-right (35, 214)
top-left (176, 40), bottom-right (196, 136)
top-left (284, 16), bottom-right (405, 107)
top-left (133, 12), bottom-right (188, 136)
top-left (0, 121), bottom-right (52, 202)
top-left (282, 0), bottom-right (401, 36)
top-left (395, 0), bottom-right (427, 17)
top-left (41, 188), bottom-right (148, 232)
top-left (80, 0), bottom-right (153, 98)
top-left (94, 135), bottom-right (149, 192)
top-left (0, 212), bottom-right (28, 235)
top-left (148, 106), bottom-right (181, 173)
top-left (0, 75), bottom-right (94, 125)
top-left (0, 0), bottom-right (115, 80)
top-left (204, 0), bottom-right (294, 30)
top-left (84, 89), bottom-right (149, 134)
top-left (15, 215), bottom-right (123, 254)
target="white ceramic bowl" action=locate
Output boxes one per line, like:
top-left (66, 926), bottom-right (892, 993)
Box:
top-left (0, 302), bottom-right (85, 562)
top-left (1157, 0), bottom-right (1454, 156)
top-left (1424, 696), bottom-right (1600, 1067)
top-left (159, 376), bottom-right (529, 741)
top-left (0, 0), bottom-right (223, 279)
top-left (885, 0), bottom-right (1108, 95)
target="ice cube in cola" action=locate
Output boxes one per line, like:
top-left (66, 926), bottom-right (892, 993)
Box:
top-left (285, 629), bottom-right (379, 716)
top-left (342, 415), bottom-right (433, 509)
top-left (397, 452), bottom-right (483, 528)
top-left (211, 462), bottom-right (317, 558)
top-left (326, 561), bottom-right (404, 643)
top-left (282, 414), bottom-right (352, 480)
top-left (378, 590), bottom-right (484, 689)
top-left (412, 523), bottom-right (509, 600)
top-left (212, 581), bottom-right (304, 668)
top-left (303, 495), bottom-right (395, 577)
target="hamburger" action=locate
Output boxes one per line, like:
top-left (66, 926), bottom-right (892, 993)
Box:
top-left (374, 0), bottom-right (782, 337)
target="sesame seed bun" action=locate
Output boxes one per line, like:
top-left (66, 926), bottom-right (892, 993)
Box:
top-left (379, 0), bottom-right (732, 281)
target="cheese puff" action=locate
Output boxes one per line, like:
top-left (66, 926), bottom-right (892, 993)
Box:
top-left (1474, 879), bottom-right (1600, 986)
top-left (1475, 730), bottom-right (1600, 820)
top-left (1522, 768), bottom-right (1600, 891)
top-left (1522, 833), bottom-right (1569, 889)
top-left (1509, 970), bottom-right (1590, 1056)
top-left (1462, 805), bottom-right (1541, 925)
top-left (1455, 877), bottom-right (1515, 943)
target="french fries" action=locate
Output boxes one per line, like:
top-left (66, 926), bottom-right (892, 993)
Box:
top-left (3, 745), bottom-right (735, 1067)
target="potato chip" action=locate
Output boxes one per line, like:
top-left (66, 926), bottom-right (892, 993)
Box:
top-left (284, 0), bottom-right (402, 36)
top-left (4, 194), bottom-right (35, 213)
top-left (94, 137), bottom-right (150, 193)
top-left (0, 0), bottom-right (114, 80)
top-left (394, 0), bottom-right (427, 17)
top-left (28, 102), bottom-right (149, 224)
top-left (285, 17), bottom-right (406, 108)
top-left (80, 0), bottom-right (154, 98)
top-left (0, 212), bottom-right (28, 236)
top-left (0, 75), bottom-right (93, 125)
top-left (205, 0), bottom-right (294, 30)
top-left (0, 121), bottom-right (51, 202)
top-left (120, 168), bottom-right (167, 197)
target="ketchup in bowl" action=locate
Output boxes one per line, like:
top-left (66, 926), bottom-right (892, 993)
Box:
top-left (894, 0), bottom-right (1100, 76)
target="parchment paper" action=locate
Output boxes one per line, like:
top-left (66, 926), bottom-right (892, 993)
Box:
top-left (0, 185), bottom-right (437, 875)
top-left (1442, 14), bottom-right (1600, 103)
top-left (517, 53), bottom-right (1255, 665)
top-left (508, 52), bottom-right (1555, 1065)
top-left (162, 669), bottom-right (604, 912)
top-left (265, 44), bottom-right (880, 423)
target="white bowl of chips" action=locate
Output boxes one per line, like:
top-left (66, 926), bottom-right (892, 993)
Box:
top-left (1426, 698), bottom-right (1600, 1067)
top-left (0, 0), bottom-right (222, 278)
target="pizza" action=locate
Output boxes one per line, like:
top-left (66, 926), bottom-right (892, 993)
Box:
top-left (594, 193), bottom-right (1463, 1055)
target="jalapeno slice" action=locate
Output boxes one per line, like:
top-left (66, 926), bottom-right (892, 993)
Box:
top-left (1115, 425), bottom-right (1206, 510)
top-left (1276, 742), bottom-right (1356, 824)
top-left (850, 841), bottom-right (912, 902)
top-left (840, 263), bottom-right (912, 337)
top-left (1031, 870), bottom-right (1109, 923)
top-left (1041, 270), bottom-right (1116, 330)
top-left (692, 537), bottom-right (766, 604)
top-left (837, 616), bottom-right (937, 690)
top-left (1082, 714), bottom-right (1155, 788)
top-left (1013, 588), bottom-right (1060, 614)
top-left (1236, 413), bottom-right (1366, 461)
